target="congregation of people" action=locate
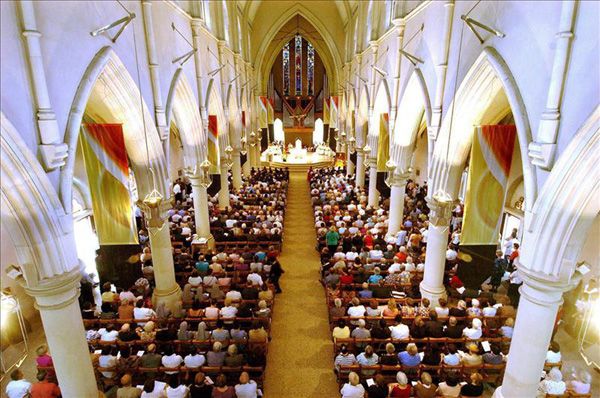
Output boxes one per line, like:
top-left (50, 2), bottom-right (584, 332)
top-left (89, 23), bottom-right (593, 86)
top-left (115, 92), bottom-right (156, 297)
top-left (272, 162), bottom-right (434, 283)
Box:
top-left (5, 168), bottom-right (293, 398)
top-left (308, 167), bottom-right (592, 398)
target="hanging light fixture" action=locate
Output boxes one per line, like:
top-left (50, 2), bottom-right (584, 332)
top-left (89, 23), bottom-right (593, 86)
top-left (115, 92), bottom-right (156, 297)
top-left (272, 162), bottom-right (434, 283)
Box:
top-left (197, 159), bottom-right (213, 188)
top-left (384, 159), bottom-right (397, 187)
top-left (249, 131), bottom-right (257, 147)
top-left (348, 136), bottom-right (356, 154)
top-left (240, 136), bottom-right (248, 155)
top-left (223, 145), bottom-right (234, 168)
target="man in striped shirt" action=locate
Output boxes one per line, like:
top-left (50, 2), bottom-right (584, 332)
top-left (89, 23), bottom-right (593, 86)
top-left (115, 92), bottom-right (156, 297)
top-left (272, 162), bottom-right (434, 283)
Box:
top-left (334, 345), bottom-right (357, 373)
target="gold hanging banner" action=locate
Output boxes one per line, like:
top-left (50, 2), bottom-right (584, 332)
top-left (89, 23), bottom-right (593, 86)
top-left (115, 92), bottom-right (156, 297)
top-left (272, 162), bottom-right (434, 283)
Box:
top-left (80, 123), bottom-right (138, 245)
top-left (376, 113), bottom-right (389, 172)
top-left (462, 125), bottom-right (517, 245)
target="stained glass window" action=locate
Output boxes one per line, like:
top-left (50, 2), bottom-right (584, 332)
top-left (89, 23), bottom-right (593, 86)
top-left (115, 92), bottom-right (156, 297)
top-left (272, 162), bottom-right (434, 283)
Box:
top-left (307, 42), bottom-right (315, 96)
top-left (294, 34), bottom-right (302, 95)
top-left (282, 43), bottom-right (290, 96)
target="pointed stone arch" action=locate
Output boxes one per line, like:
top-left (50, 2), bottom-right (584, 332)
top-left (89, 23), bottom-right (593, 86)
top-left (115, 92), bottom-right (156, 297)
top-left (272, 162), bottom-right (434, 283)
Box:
top-left (1, 113), bottom-right (76, 282)
top-left (254, 4), bottom-right (343, 94)
top-left (61, 47), bottom-right (168, 212)
top-left (356, 85), bottom-right (370, 146)
top-left (166, 68), bottom-right (205, 170)
top-left (391, 68), bottom-right (432, 171)
top-left (429, 47), bottom-right (536, 212)
top-left (520, 106), bottom-right (599, 281)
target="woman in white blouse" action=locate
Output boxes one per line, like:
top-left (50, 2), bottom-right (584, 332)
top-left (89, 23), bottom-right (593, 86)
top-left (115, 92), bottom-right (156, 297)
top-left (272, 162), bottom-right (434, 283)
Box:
top-left (463, 318), bottom-right (483, 340)
top-left (340, 371), bottom-right (365, 398)
top-left (537, 367), bottom-right (566, 397)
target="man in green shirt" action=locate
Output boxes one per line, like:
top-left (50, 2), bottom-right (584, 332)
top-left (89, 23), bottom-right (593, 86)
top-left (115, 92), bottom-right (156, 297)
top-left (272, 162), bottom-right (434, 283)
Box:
top-left (325, 227), bottom-right (340, 253)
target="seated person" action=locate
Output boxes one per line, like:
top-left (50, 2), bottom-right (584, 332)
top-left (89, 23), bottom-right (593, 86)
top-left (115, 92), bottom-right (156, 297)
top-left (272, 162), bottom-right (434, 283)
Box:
top-left (398, 343), bottom-right (421, 366)
top-left (334, 345), bottom-right (357, 372)
top-left (332, 319), bottom-right (351, 340)
top-left (379, 343), bottom-right (399, 365)
top-left (424, 310), bottom-right (444, 338)
top-left (460, 373), bottom-right (484, 397)
top-left (482, 344), bottom-right (504, 364)
top-left (460, 343), bottom-right (483, 366)
top-left (463, 318), bottom-right (483, 340)
top-left (537, 367), bottom-right (566, 397)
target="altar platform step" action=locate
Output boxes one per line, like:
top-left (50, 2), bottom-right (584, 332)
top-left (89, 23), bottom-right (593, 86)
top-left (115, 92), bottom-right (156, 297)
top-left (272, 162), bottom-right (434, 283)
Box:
top-left (262, 159), bottom-right (333, 172)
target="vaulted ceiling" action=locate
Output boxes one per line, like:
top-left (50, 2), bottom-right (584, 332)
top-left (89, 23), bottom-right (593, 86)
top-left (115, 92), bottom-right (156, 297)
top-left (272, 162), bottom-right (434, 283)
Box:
top-left (246, 1), bottom-right (352, 94)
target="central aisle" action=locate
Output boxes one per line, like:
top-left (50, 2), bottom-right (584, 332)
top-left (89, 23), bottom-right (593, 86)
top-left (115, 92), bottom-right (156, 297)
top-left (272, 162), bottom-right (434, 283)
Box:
top-left (264, 171), bottom-right (339, 397)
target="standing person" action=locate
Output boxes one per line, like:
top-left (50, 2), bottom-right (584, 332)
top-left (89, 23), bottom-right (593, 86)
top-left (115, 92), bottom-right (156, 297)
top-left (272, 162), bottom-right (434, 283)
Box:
top-left (326, 226), bottom-right (340, 254)
top-left (503, 228), bottom-right (519, 260)
top-left (172, 180), bottom-right (183, 203)
top-left (30, 370), bottom-right (60, 398)
top-left (508, 266), bottom-right (523, 306)
top-left (491, 250), bottom-right (508, 292)
top-left (269, 259), bottom-right (285, 294)
top-left (5, 369), bottom-right (31, 398)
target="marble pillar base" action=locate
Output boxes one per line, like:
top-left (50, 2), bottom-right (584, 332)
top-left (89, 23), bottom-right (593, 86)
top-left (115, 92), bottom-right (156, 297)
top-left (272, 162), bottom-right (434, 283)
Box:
top-left (419, 280), bottom-right (447, 306)
top-left (152, 283), bottom-right (182, 311)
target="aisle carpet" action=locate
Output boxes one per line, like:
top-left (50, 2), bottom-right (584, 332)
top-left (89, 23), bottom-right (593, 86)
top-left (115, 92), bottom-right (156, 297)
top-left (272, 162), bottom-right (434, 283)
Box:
top-left (263, 172), bottom-right (340, 397)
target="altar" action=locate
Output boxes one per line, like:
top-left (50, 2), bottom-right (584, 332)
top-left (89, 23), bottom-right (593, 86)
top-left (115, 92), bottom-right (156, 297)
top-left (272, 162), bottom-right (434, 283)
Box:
top-left (261, 139), bottom-right (335, 171)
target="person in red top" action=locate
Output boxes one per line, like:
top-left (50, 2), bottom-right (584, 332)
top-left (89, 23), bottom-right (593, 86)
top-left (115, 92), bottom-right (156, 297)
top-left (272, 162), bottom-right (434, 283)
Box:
top-left (395, 246), bottom-right (408, 263)
top-left (339, 270), bottom-right (354, 285)
top-left (449, 274), bottom-right (464, 290)
top-left (363, 231), bottom-right (374, 250)
top-left (509, 243), bottom-right (520, 266)
top-left (30, 370), bottom-right (60, 398)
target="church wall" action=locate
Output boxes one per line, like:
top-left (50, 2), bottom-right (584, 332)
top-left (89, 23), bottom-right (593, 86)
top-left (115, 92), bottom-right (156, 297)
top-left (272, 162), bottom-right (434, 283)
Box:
top-left (0, 0), bottom-right (244, 198)
top-left (152, 1), bottom-right (200, 107)
top-left (0, 1), bottom-right (38, 152)
top-left (349, 1), bottom-right (597, 208)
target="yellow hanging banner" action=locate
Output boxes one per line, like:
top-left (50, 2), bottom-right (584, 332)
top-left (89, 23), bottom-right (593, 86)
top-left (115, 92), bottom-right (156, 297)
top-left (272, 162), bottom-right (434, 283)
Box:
top-left (80, 123), bottom-right (138, 245)
top-left (462, 125), bottom-right (516, 245)
top-left (376, 113), bottom-right (389, 172)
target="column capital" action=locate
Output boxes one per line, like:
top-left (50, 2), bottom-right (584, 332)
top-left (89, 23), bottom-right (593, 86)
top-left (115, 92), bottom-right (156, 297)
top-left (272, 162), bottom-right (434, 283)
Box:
top-left (389, 171), bottom-right (410, 187)
top-left (24, 269), bottom-right (81, 311)
top-left (187, 172), bottom-right (212, 189)
top-left (137, 197), bottom-right (173, 228)
top-left (517, 266), bottom-right (580, 306)
top-left (426, 190), bottom-right (455, 227)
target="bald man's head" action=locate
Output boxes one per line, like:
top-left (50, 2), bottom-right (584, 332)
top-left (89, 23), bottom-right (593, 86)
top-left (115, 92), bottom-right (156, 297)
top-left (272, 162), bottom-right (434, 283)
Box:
top-left (121, 374), bottom-right (132, 387)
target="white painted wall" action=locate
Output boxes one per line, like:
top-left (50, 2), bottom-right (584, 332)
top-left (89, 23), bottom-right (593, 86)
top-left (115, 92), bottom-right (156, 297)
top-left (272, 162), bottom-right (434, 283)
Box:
top-left (348, 0), bottom-right (599, 203)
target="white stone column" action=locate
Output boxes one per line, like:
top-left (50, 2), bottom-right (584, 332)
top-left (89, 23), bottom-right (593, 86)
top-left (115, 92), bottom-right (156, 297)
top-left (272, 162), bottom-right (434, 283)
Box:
top-left (25, 271), bottom-right (97, 397)
top-left (420, 191), bottom-right (454, 305)
top-left (218, 162), bottom-right (230, 209)
top-left (346, 150), bottom-right (355, 177)
top-left (355, 149), bottom-right (366, 188)
top-left (231, 151), bottom-right (242, 189)
top-left (139, 200), bottom-right (181, 310)
top-left (188, 174), bottom-right (215, 249)
top-left (367, 164), bottom-right (379, 207)
top-left (493, 279), bottom-right (564, 398)
top-left (386, 173), bottom-right (409, 238)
